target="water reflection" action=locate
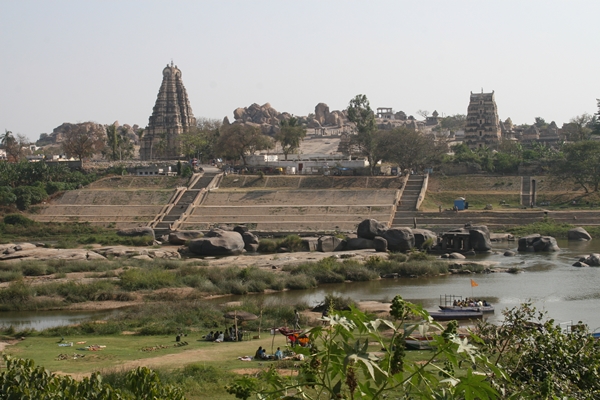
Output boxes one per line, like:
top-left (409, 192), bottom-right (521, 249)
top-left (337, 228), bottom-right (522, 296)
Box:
top-left (0, 310), bottom-right (113, 331)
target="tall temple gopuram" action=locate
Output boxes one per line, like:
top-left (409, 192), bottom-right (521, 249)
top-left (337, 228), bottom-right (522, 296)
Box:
top-left (140, 62), bottom-right (196, 160)
top-left (464, 90), bottom-right (501, 149)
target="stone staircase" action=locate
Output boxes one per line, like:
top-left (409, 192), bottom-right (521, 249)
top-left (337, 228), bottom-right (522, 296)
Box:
top-left (390, 174), bottom-right (425, 228)
top-left (151, 172), bottom-right (218, 236)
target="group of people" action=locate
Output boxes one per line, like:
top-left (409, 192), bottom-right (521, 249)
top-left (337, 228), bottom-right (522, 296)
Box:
top-left (254, 346), bottom-right (284, 360)
top-left (453, 298), bottom-right (489, 307)
top-left (204, 326), bottom-right (243, 343)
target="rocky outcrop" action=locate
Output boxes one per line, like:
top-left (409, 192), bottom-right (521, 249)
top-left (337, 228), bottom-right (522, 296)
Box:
top-left (229, 102), bottom-right (348, 137)
top-left (188, 228), bottom-right (245, 256)
top-left (357, 219), bottom-right (387, 240)
top-left (317, 236), bottom-right (345, 252)
top-left (578, 254), bottom-right (600, 266)
top-left (382, 228), bottom-right (415, 252)
top-left (345, 238), bottom-right (374, 251)
top-left (412, 229), bottom-right (437, 249)
top-left (517, 234), bottom-right (560, 252)
top-left (373, 236), bottom-right (388, 252)
top-left (168, 230), bottom-right (203, 245)
top-left (95, 246), bottom-right (180, 259)
top-left (568, 227), bottom-right (592, 241)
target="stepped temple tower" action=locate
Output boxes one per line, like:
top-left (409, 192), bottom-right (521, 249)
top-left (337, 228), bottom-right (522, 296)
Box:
top-left (140, 62), bottom-right (196, 160)
top-left (464, 90), bottom-right (501, 149)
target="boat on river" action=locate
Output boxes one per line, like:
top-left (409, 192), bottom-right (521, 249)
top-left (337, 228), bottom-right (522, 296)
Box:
top-left (438, 294), bottom-right (494, 313)
top-left (429, 310), bottom-right (483, 321)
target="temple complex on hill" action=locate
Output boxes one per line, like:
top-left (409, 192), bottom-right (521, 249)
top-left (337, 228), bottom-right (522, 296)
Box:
top-left (464, 90), bottom-right (501, 149)
top-left (140, 62), bottom-right (196, 160)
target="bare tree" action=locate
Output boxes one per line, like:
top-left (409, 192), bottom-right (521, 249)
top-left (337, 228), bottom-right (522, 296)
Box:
top-left (61, 122), bottom-right (105, 161)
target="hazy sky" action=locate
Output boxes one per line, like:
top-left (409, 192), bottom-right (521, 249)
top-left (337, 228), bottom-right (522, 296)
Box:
top-left (2, 1), bottom-right (599, 142)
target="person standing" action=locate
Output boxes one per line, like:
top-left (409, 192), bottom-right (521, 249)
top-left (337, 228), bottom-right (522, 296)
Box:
top-left (294, 310), bottom-right (301, 330)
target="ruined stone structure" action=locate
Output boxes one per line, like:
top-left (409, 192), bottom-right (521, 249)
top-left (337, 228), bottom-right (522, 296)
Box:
top-left (140, 62), bottom-right (196, 160)
top-left (464, 91), bottom-right (501, 149)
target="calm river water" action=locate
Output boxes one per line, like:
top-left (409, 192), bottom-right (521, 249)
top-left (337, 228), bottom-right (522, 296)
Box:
top-left (2, 238), bottom-right (600, 331)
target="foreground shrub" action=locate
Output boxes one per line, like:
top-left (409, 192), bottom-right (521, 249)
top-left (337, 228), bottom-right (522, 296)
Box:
top-left (119, 268), bottom-right (177, 291)
top-left (3, 214), bottom-right (33, 226)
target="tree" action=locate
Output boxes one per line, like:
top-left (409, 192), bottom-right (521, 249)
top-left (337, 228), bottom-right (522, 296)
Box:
top-left (476, 303), bottom-right (600, 398)
top-left (416, 109), bottom-right (430, 119)
top-left (592, 99), bottom-right (600, 136)
top-left (347, 94), bottom-right (380, 175)
top-left (534, 116), bottom-right (547, 128)
top-left (103, 123), bottom-right (134, 161)
top-left (439, 114), bottom-right (466, 133)
top-left (227, 296), bottom-right (502, 399)
top-left (180, 118), bottom-right (222, 162)
top-left (1, 130), bottom-right (25, 162)
top-left (275, 117), bottom-right (306, 160)
top-left (562, 114), bottom-right (593, 141)
top-left (215, 124), bottom-right (273, 166)
top-left (61, 122), bottom-right (105, 161)
top-left (551, 140), bottom-right (600, 193)
top-left (376, 127), bottom-right (446, 171)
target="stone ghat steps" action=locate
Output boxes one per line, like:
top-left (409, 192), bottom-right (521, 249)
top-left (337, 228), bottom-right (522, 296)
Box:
top-left (179, 221), bottom-right (362, 232)
top-left (391, 210), bottom-right (600, 231)
top-left (185, 213), bottom-right (391, 223)
top-left (201, 190), bottom-right (398, 206)
top-left (190, 205), bottom-right (394, 216)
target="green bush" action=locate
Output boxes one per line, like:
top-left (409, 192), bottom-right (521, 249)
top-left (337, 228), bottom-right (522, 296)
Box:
top-left (119, 268), bottom-right (177, 291)
top-left (0, 270), bottom-right (22, 282)
top-left (3, 214), bottom-right (33, 226)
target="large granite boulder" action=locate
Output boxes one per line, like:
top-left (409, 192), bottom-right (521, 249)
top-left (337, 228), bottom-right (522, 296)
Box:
top-left (345, 238), bottom-right (374, 250)
top-left (412, 229), bottom-right (437, 249)
top-left (469, 226), bottom-right (492, 251)
top-left (188, 229), bottom-right (245, 256)
top-left (568, 227), bottom-right (592, 241)
top-left (168, 230), bottom-right (203, 245)
top-left (241, 232), bottom-right (259, 252)
top-left (517, 234), bottom-right (560, 252)
top-left (382, 228), bottom-right (415, 252)
top-left (317, 236), bottom-right (345, 252)
top-left (117, 227), bottom-right (155, 240)
top-left (357, 219), bottom-right (387, 240)
top-left (373, 236), bottom-right (388, 252)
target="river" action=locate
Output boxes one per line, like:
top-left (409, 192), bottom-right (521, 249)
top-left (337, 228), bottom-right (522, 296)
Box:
top-left (2, 238), bottom-right (600, 331)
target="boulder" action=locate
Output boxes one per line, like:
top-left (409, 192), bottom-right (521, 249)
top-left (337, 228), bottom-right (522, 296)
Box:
top-left (469, 225), bottom-right (492, 251)
top-left (373, 236), bottom-right (388, 252)
top-left (302, 237), bottom-right (319, 252)
top-left (188, 229), bottom-right (245, 256)
top-left (573, 261), bottom-right (589, 267)
top-left (412, 229), bottom-right (437, 249)
top-left (382, 228), bottom-right (415, 252)
top-left (241, 232), bottom-right (259, 252)
top-left (517, 234), bottom-right (560, 252)
top-left (345, 238), bottom-right (374, 250)
top-left (448, 252), bottom-right (466, 259)
top-left (233, 225), bottom-right (249, 234)
top-left (357, 219), bottom-right (387, 240)
top-left (580, 253), bottom-right (600, 266)
top-left (168, 230), bottom-right (203, 245)
top-left (315, 103), bottom-right (329, 125)
top-left (504, 250), bottom-right (516, 257)
top-left (117, 227), bottom-right (155, 240)
top-left (317, 236), bottom-right (345, 252)
top-left (568, 227), bottom-right (592, 241)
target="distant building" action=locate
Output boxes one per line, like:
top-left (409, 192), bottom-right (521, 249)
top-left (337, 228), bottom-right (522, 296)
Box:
top-left (464, 91), bottom-right (501, 149)
top-left (140, 62), bottom-right (196, 160)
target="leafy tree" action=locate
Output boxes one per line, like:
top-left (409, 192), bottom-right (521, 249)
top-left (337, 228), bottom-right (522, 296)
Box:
top-left (227, 296), bottom-right (502, 399)
top-left (61, 122), bottom-right (105, 161)
top-left (180, 118), bottom-right (222, 162)
top-left (275, 116), bottom-right (306, 160)
top-left (347, 94), bottom-right (380, 175)
top-left (12, 185), bottom-right (48, 210)
top-left (215, 124), bottom-right (273, 166)
top-left (103, 123), bottom-right (134, 161)
top-left (0, 186), bottom-right (16, 206)
top-left (593, 99), bottom-right (600, 136)
top-left (475, 303), bottom-right (600, 399)
top-left (551, 140), bottom-right (600, 193)
top-left (376, 127), bottom-right (447, 171)
top-left (534, 116), bottom-right (547, 128)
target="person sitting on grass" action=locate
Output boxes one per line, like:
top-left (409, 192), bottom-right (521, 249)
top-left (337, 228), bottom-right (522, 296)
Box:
top-left (214, 331), bottom-right (224, 343)
top-left (205, 331), bottom-right (214, 341)
top-left (254, 346), bottom-right (263, 360)
top-left (274, 347), bottom-right (283, 360)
